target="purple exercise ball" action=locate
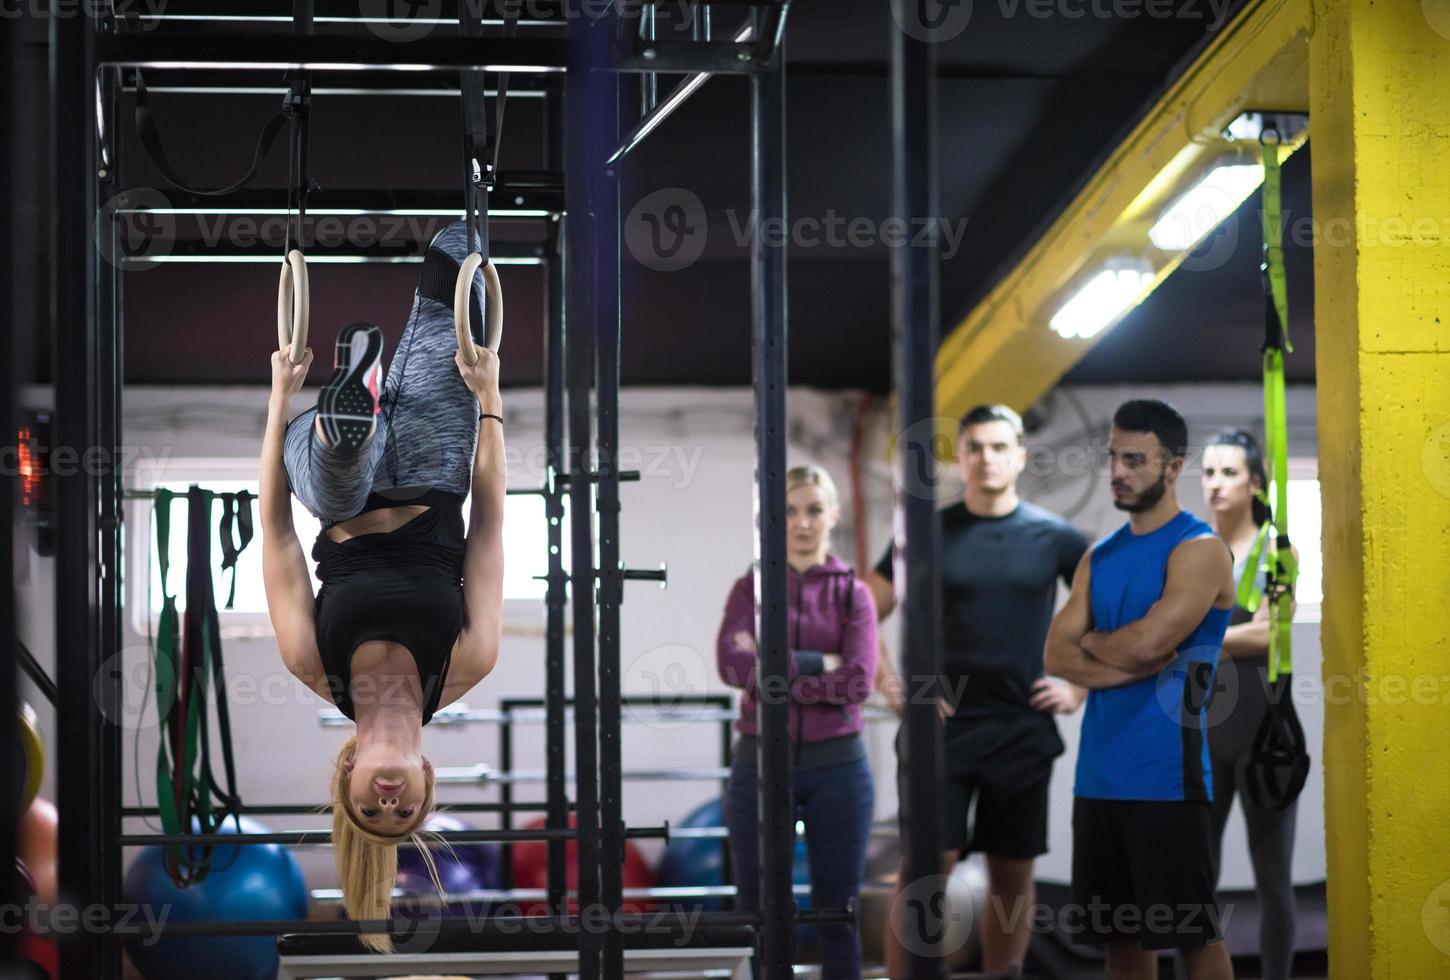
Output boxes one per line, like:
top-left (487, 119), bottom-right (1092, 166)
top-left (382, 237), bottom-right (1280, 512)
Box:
top-left (396, 812), bottom-right (500, 903)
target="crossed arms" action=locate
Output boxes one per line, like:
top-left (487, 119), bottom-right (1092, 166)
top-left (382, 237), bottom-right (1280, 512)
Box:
top-left (1043, 536), bottom-right (1234, 690)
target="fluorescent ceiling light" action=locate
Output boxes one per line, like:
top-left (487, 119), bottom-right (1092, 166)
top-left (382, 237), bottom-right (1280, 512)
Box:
top-left (1148, 164), bottom-right (1263, 252)
top-left (127, 255), bottom-right (544, 266)
top-left (136, 87), bottom-right (545, 98)
top-left (131, 61), bottom-right (560, 73)
top-left (127, 208), bottom-right (553, 218)
top-left (1049, 267), bottom-right (1155, 341)
top-left (1224, 113), bottom-right (1266, 142)
top-left (147, 15), bottom-right (557, 27)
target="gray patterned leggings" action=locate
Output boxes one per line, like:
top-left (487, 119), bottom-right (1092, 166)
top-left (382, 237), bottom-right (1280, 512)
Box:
top-left (1207, 657), bottom-right (1299, 980)
top-left (283, 222), bottom-right (484, 524)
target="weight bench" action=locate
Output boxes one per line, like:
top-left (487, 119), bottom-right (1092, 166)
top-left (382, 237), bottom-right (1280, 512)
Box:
top-left (277, 923), bottom-right (756, 979)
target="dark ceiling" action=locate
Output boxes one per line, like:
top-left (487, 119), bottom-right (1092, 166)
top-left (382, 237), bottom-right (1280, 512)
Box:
top-left (77, 0), bottom-right (1316, 392)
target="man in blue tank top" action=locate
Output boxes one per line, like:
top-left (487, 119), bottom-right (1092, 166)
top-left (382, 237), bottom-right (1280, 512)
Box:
top-left (1044, 399), bottom-right (1236, 979)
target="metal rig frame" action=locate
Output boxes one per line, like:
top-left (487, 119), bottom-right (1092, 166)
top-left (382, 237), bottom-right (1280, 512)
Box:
top-left (9, 0), bottom-right (945, 977)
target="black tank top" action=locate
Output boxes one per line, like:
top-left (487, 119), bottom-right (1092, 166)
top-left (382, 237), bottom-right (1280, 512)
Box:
top-left (312, 489), bottom-right (467, 725)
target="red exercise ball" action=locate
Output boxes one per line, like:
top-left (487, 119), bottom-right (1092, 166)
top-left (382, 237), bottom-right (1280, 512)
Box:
top-left (15, 857), bottom-right (56, 980)
top-left (511, 815), bottom-right (655, 916)
top-left (18, 930), bottom-right (57, 980)
top-left (18, 798), bottom-right (58, 907)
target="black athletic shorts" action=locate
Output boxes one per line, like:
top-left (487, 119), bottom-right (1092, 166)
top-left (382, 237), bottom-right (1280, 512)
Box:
top-left (898, 766), bottom-right (1051, 860)
top-left (1068, 797), bottom-right (1223, 950)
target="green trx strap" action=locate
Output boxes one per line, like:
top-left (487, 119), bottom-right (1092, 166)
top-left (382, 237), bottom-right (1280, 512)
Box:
top-left (1240, 130), bottom-right (1300, 684)
top-left (1235, 521), bottom-right (1271, 611)
top-left (1260, 133), bottom-right (1292, 356)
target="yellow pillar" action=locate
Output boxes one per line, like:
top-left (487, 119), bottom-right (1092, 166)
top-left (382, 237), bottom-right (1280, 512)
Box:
top-left (1309, 2), bottom-right (1450, 976)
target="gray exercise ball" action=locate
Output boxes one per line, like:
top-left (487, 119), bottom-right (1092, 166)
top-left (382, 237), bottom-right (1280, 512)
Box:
top-left (859, 833), bottom-right (987, 971)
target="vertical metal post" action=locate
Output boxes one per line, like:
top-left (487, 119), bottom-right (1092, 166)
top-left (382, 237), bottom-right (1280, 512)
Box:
top-left (97, 54), bottom-right (126, 980)
top-left (500, 704), bottom-right (515, 890)
top-left (890, 5), bottom-right (946, 977)
top-left (595, 52), bottom-right (626, 980)
top-left (52, 6), bottom-right (117, 979)
top-left (750, 8), bottom-right (793, 978)
top-left (0, 16), bottom-right (20, 974)
top-left (720, 703), bottom-right (734, 897)
top-left (565, 16), bottom-right (602, 980)
top-left (543, 81), bottom-right (570, 935)
top-left (639, 3), bottom-right (657, 117)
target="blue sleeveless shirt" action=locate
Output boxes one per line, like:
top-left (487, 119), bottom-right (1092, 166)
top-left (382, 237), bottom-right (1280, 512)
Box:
top-left (1074, 510), bottom-right (1232, 802)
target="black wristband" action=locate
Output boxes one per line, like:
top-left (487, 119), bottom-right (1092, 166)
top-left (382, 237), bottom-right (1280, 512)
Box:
top-left (794, 651), bottom-right (826, 676)
top-left (479, 413), bottom-right (503, 424)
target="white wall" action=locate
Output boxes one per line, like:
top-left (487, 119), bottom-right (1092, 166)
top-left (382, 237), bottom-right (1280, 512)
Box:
top-left (13, 381), bottom-right (1322, 896)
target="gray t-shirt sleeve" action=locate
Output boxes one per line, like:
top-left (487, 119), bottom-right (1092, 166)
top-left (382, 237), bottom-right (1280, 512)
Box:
top-left (1058, 524), bottom-right (1089, 588)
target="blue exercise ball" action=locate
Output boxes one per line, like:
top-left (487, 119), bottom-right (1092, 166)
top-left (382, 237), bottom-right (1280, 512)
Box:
top-left (657, 797), bottom-right (729, 912)
top-left (791, 835), bottom-right (814, 949)
top-left (123, 815), bottom-right (307, 980)
top-left (657, 797), bottom-right (812, 930)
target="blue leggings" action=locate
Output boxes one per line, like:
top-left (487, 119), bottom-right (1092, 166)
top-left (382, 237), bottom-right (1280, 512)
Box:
top-left (283, 221), bottom-right (485, 523)
top-left (725, 752), bottom-right (875, 979)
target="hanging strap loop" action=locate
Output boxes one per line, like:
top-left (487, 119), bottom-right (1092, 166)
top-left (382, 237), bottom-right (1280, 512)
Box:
top-left (277, 2), bottom-right (316, 366)
top-left (218, 491), bottom-right (256, 610)
top-left (454, 1), bottom-right (518, 364)
top-left (133, 72), bottom-right (294, 198)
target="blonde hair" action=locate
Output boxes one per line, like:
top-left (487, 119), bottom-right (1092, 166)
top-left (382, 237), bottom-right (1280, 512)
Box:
top-left (330, 736), bottom-right (441, 954)
top-left (786, 463), bottom-right (840, 509)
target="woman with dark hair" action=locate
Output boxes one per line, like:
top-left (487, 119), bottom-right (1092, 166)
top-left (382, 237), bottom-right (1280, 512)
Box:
top-left (1201, 428), bottom-right (1299, 980)
top-left (259, 221), bottom-right (505, 950)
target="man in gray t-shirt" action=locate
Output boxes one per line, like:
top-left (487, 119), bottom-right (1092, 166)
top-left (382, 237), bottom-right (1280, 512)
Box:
top-left (866, 404), bottom-right (1086, 978)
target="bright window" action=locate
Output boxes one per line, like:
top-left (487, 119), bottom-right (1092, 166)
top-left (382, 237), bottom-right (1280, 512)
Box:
top-left (499, 492), bottom-right (571, 602)
top-left (1284, 477), bottom-right (1322, 609)
top-left (141, 480), bottom-right (311, 619)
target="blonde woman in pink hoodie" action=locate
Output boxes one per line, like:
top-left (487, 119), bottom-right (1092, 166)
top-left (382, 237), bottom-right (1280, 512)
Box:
top-left (717, 464), bottom-right (878, 978)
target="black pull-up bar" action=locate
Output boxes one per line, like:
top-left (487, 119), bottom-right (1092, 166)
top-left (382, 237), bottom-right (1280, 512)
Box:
top-left (118, 824), bottom-right (669, 848)
top-left (122, 800), bottom-right (569, 817)
top-left (94, 34), bottom-right (767, 75)
top-left (95, 902), bottom-right (854, 940)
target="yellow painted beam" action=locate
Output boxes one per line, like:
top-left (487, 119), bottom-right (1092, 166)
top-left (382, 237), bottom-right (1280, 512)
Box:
top-left (1309, 2), bottom-right (1450, 977)
top-left (934, 0), bottom-right (1310, 421)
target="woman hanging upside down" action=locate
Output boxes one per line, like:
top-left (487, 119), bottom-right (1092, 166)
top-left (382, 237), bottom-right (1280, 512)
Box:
top-left (258, 221), bottom-right (505, 951)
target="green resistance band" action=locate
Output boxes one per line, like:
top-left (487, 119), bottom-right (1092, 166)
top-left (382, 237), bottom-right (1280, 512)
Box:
top-left (152, 489), bottom-right (193, 880)
top-left (153, 488), bottom-right (232, 885)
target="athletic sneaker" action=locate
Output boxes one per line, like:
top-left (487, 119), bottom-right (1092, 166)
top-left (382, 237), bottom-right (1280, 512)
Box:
top-left (317, 322), bottom-right (384, 452)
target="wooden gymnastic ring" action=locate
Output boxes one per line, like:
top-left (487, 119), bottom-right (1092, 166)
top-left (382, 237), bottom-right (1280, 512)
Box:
top-left (454, 253), bottom-right (504, 362)
top-left (277, 249), bottom-right (309, 365)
